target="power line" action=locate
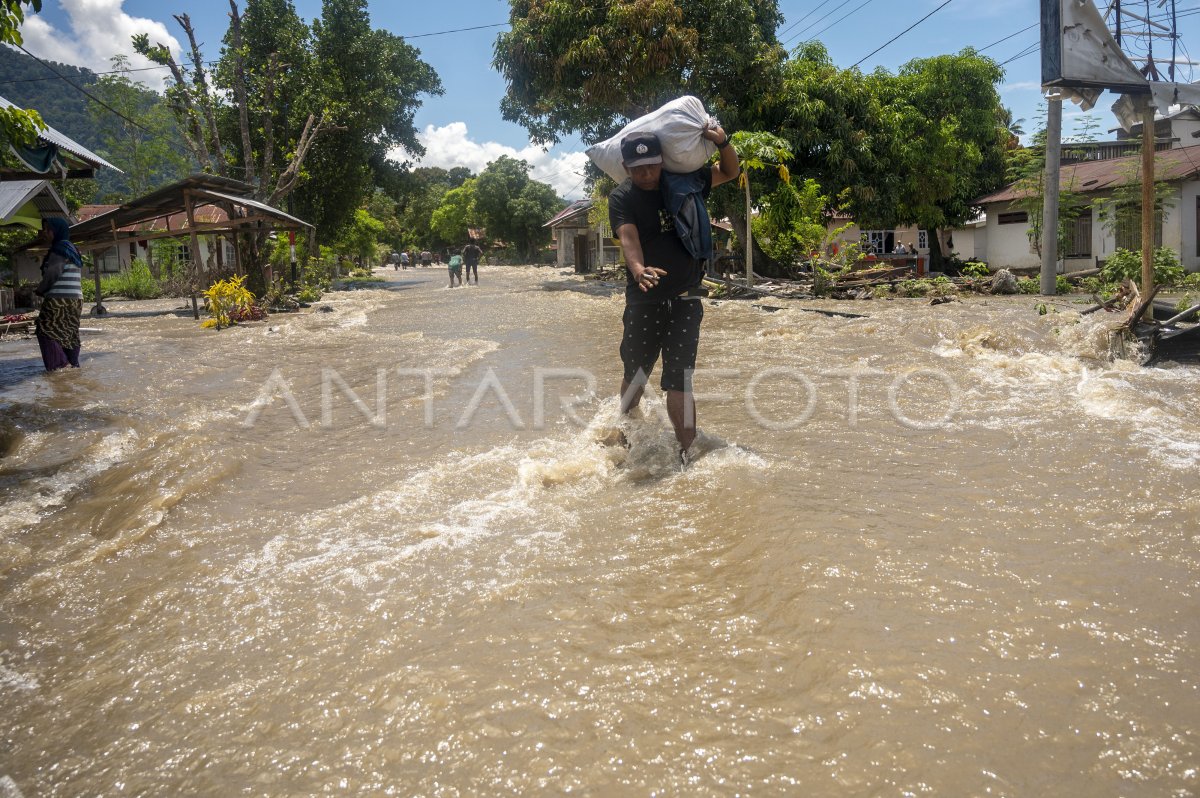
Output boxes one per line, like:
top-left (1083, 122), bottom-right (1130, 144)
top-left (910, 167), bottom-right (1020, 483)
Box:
top-left (791, 0), bottom-right (883, 48)
top-left (851, 0), bottom-right (958, 68)
top-left (16, 44), bottom-right (159, 138)
top-left (783, 0), bottom-right (863, 46)
top-left (399, 22), bottom-right (509, 40)
top-left (777, 0), bottom-right (837, 40)
top-left (977, 23), bottom-right (1038, 53)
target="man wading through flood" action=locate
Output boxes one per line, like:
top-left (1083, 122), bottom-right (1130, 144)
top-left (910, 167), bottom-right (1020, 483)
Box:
top-left (609, 126), bottom-right (739, 467)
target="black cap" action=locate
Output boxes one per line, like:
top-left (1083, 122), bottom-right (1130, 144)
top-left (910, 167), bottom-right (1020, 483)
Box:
top-left (621, 132), bottom-right (663, 168)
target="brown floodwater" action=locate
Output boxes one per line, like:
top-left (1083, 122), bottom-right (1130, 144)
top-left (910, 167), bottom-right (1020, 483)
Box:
top-left (1, 266), bottom-right (1198, 796)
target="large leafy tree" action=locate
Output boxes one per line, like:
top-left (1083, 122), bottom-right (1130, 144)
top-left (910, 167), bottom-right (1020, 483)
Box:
top-left (291, 0), bottom-right (442, 239)
top-left (473, 156), bottom-right (564, 260)
top-left (88, 55), bottom-right (191, 199)
top-left (880, 50), bottom-right (1009, 264)
top-left (395, 166), bottom-right (472, 250)
top-left (430, 179), bottom-right (479, 245)
top-left (493, 0), bottom-right (784, 144)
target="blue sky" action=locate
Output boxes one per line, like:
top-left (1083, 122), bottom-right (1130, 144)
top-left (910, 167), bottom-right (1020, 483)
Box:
top-left (18, 0), bottom-right (1200, 198)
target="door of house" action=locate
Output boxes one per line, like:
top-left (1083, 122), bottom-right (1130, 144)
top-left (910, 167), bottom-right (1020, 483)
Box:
top-left (574, 234), bottom-right (590, 273)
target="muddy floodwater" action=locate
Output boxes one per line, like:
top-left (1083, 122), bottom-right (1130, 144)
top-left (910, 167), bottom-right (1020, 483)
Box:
top-left (1, 265), bottom-right (1198, 796)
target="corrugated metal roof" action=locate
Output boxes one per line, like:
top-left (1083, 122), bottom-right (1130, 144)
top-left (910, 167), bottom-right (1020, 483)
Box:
top-left (975, 143), bottom-right (1200, 205)
top-left (1, 95), bottom-right (122, 172)
top-left (544, 199), bottom-right (593, 228)
top-left (70, 174), bottom-right (312, 248)
top-left (0, 179), bottom-right (69, 220)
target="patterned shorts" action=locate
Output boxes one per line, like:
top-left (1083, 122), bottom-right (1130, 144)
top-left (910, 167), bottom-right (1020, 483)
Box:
top-left (620, 298), bottom-right (704, 392)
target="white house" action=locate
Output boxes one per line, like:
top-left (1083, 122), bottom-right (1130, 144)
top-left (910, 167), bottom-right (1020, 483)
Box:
top-left (973, 142), bottom-right (1200, 273)
top-left (543, 199), bottom-right (620, 272)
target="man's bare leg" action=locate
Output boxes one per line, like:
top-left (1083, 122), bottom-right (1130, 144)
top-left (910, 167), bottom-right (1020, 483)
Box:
top-left (666, 389), bottom-right (697, 452)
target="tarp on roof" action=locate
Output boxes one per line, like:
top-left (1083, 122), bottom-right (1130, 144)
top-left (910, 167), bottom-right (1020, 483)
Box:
top-left (0, 95), bottom-right (121, 173)
top-left (0, 180), bottom-right (70, 228)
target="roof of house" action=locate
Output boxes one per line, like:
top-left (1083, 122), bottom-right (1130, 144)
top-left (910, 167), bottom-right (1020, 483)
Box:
top-left (0, 179), bottom-right (69, 224)
top-left (975, 142), bottom-right (1200, 205)
top-left (76, 203), bottom-right (230, 232)
top-left (69, 174), bottom-right (311, 251)
top-left (544, 199), bottom-right (593, 228)
top-left (1, 95), bottom-right (121, 173)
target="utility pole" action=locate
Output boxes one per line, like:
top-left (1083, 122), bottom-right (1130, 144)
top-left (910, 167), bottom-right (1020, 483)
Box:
top-left (1041, 94), bottom-right (1063, 296)
top-left (1140, 97), bottom-right (1156, 317)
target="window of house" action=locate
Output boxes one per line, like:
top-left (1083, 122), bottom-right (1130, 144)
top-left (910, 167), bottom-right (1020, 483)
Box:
top-left (862, 230), bottom-right (895, 254)
top-left (998, 211), bottom-right (1029, 225)
top-left (917, 230), bottom-right (928, 250)
top-left (1115, 209), bottom-right (1163, 252)
top-left (1064, 214), bottom-right (1092, 258)
top-left (96, 246), bottom-right (121, 273)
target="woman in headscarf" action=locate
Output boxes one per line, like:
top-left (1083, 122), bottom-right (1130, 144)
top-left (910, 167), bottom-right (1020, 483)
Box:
top-left (33, 216), bottom-right (84, 371)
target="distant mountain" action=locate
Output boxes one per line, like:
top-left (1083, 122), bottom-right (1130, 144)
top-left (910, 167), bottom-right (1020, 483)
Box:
top-left (0, 44), bottom-right (102, 152)
top-left (1, 46), bottom-right (195, 202)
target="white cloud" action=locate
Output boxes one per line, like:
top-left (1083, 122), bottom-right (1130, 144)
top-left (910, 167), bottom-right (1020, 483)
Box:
top-left (396, 122), bottom-right (591, 200)
top-left (1001, 81), bottom-right (1042, 94)
top-left (20, 0), bottom-right (181, 78)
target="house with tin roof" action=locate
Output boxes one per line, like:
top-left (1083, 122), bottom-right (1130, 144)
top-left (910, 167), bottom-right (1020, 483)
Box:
top-left (973, 142), bottom-right (1200, 274)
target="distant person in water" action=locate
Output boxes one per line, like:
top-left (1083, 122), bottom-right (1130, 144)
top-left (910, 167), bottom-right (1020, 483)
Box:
top-left (462, 241), bottom-right (483, 284)
top-left (420, 250), bottom-right (432, 268)
top-left (34, 217), bottom-right (84, 372)
top-left (448, 250), bottom-right (464, 287)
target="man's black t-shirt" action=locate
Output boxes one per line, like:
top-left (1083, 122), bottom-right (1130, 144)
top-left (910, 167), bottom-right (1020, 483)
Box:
top-left (609, 168), bottom-right (712, 304)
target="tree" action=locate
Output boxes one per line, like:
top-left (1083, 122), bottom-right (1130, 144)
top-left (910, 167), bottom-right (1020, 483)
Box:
top-left (0, 0), bottom-right (46, 147)
top-left (335, 207), bottom-right (385, 263)
top-left (291, 0), bottom-right (442, 239)
top-left (880, 50), bottom-right (1009, 267)
top-left (395, 166), bottom-right (471, 250)
top-left (430, 179), bottom-right (478, 245)
top-left (493, 0), bottom-right (784, 144)
top-left (473, 156), bottom-right (564, 260)
top-left (88, 56), bottom-right (191, 199)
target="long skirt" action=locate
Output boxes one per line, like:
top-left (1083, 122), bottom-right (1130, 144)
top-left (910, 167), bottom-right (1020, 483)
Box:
top-left (35, 297), bottom-right (82, 371)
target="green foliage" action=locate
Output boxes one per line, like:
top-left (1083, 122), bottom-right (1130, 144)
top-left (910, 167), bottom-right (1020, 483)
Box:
top-left (295, 283), bottom-right (323, 303)
top-left (1080, 276), bottom-right (1120, 299)
top-left (1056, 275), bottom-right (1072, 295)
top-left (80, 259), bottom-right (164, 301)
top-left (430, 179), bottom-right (478, 244)
top-left (1001, 104), bottom-right (1091, 259)
top-left (1092, 154), bottom-right (1178, 246)
top-left (893, 277), bottom-right (957, 298)
top-left (961, 261), bottom-right (990, 278)
top-left (0, 1), bottom-right (46, 147)
top-left (106, 259), bottom-right (161, 299)
top-left (474, 156), bottom-right (563, 260)
top-left (493, 0), bottom-right (784, 144)
top-left (1017, 277), bottom-right (1040, 294)
top-left (895, 280), bottom-right (929, 298)
top-left (750, 178), bottom-right (829, 268)
top-left (87, 55), bottom-right (190, 199)
top-left (1100, 247), bottom-right (1185, 285)
top-left (335, 208), bottom-right (386, 264)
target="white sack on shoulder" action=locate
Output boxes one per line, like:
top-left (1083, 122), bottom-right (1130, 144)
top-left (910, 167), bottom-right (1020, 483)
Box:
top-left (586, 96), bottom-right (719, 184)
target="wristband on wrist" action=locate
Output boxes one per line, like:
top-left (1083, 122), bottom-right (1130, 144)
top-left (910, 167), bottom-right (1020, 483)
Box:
top-left (718, 134), bottom-right (731, 149)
